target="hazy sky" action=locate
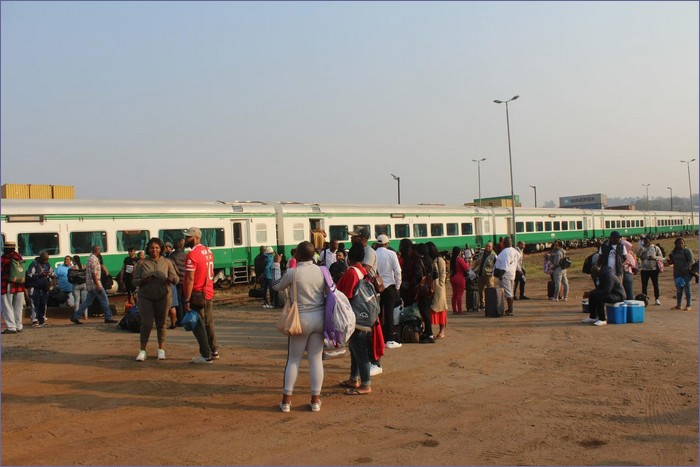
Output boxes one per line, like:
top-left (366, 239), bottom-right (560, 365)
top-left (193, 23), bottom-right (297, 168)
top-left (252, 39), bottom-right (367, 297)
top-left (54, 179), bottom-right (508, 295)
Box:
top-left (2, 1), bottom-right (698, 207)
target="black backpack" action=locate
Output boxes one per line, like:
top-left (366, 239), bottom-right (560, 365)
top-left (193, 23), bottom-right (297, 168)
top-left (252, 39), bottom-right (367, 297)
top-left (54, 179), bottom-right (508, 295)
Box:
top-left (68, 268), bottom-right (86, 285)
top-left (118, 306), bottom-right (141, 333)
top-left (582, 254), bottom-right (594, 274)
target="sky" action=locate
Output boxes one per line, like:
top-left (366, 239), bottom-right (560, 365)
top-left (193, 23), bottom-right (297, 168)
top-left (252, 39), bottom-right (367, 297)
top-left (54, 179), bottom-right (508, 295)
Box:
top-left (1, 1), bottom-right (698, 207)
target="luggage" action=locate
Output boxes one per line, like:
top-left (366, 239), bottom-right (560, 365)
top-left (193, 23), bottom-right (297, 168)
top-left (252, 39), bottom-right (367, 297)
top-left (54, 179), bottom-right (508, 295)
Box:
top-left (248, 286), bottom-right (265, 299)
top-left (398, 304), bottom-right (423, 343)
top-left (484, 287), bottom-right (504, 317)
top-left (466, 289), bottom-right (479, 312)
top-left (548, 280), bottom-right (564, 300)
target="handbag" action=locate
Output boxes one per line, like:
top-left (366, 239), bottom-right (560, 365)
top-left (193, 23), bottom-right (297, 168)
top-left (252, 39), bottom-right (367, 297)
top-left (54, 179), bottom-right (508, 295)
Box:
top-left (182, 310), bottom-right (199, 332)
top-left (276, 269), bottom-right (302, 336)
top-left (190, 290), bottom-right (206, 309)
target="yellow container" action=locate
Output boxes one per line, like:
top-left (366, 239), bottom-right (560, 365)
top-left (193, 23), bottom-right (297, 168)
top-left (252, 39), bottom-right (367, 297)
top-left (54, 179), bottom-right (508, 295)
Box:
top-left (52, 185), bottom-right (75, 199)
top-left (1, 183), bottom-right (30, 199)
top-left (29, 184), bottom-right (53, 199)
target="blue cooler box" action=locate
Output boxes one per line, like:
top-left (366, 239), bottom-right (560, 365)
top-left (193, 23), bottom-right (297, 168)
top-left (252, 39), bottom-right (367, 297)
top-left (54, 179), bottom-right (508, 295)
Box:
top-left (606, 302), bottom-right (627, 324)
top-left (624, 300), bottom-right (645, 323)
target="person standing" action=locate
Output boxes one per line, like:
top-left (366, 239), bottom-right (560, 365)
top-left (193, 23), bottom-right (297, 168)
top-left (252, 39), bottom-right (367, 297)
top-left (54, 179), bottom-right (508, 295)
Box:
top-left (329, 250), bottom-right (347, 283)
top-left (26, 251), bottom-right (54, 327)
top-left (54, 256), bottom-right (76, 311)
top-left (133, 237), bottom-right (179, 361)
top-left (414, 243), bottom-right (436, 344)
top-left (621, 240), bottom-right (638, 300)
top-left (272, 241), bottom-right (326, 411)
top-left (375, 235), bottom-right (401, 347)
top-left (637, 237), bottom-right (663, 305)
top-left (118, 248), bottom-right (138, 305)
top-left (320, 240), bottom-right (339, 269)
top-left (549, 240), bottom-right (569, 302)
top-left (494, 237), bottom-right (520, 316)
top-left (583, 265), bottom-right (626, 326)
top-left (261, 246), bottom-right (275, 309)
top-left (70, 255), bottom-right (88, 318)
top-left (473, 242), bottom-right (496, 310)
top-left (513, 241), bottom-right (529, 300)
top-left (668, 237), bottom-right (694, 311)
top-left (168, 238), bottom-right (188, 326)
top-left (449, 246), bottom-right (470, 314)
top-left (1, 241), bottom-right (26, 334)
top-left (182, 227), bottom-right (218, 363)
top-left (597, 231), bottom-right (627, 280)
top-left (71, 245), bottom-right (117, 324)
top-left (428, 242), bottom-right (448, 338)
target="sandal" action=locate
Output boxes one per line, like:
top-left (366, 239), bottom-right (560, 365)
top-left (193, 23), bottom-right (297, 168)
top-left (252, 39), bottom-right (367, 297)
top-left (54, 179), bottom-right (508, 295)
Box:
top-left (339, 380), bottom-right (360, 389)
top-left (345, 387), bottom-right (371, 396)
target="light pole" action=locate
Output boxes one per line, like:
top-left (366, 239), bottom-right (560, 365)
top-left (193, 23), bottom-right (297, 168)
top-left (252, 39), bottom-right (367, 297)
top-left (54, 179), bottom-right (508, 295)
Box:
top-left (391, 173), bottom-right (401, 205)
top-left (667, 186), bottom-right (673, 211)
top-left (530, 185), bottom-right (537, 208)
top-left (494, 94), bottom-right (519, 243)
top-left (681, 159), bottom-right (696, 228)
top-left (471, 158), bottom-right (486, 207)
top-left (642, 183), bottom-right (650, 211)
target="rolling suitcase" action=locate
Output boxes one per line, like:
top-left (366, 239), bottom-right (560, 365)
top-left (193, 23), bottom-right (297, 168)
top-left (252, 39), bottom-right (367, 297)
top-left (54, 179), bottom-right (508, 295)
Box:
top-left (484, 287), bottom-right (504, 317)
top-left (466, 289), bottom-right (479, 312)
top-left (548, 280), bottom-right (564, 300)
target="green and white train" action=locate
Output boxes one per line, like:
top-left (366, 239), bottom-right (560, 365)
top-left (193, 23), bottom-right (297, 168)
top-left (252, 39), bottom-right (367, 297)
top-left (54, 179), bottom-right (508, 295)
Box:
top-left (1, 199), bottom-right (696, 285)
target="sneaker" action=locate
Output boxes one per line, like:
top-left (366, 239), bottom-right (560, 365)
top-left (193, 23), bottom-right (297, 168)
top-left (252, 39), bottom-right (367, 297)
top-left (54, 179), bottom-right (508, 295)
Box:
top-left (1, 329), bottom-right (17, 334)
top-left (191, 355), bottom-right (212, 364)
top-left (370, 363), bottom-right (383, 376)
top-left (549, 298), bottom-right (558, 302)
top-left (310, 400), bottom-right (322, 412)
top-left (263, 304), bottom-right (272, 309)
top-left (323, 348), bottom-right (347, 358)
top-left (211, 351), bottom-right (220, 360)
top-left (385, 341), bottom-right (402, 349)
top-left (32, 322), bottom-right (41, 328)
top-left (582, 318), bottom-right (598, 324)
top-left (31, 321), bottom-right (39, 327)
top-left (157, 349), bottom-right (166, 360)
top-left (594, 320), bottom-right (607, 326)
top-left (419, 335), bottom-right (436, 344)
top-left (104, 319), bottom-right (118, 324)
top-left (70, 318), bottom-right (84, 325)
top-left (279, 402), bottom-right (291, 413)
top-left (136, 350), bottom-right (146, 361)
top-left (563, 297), bottom-right (568, 302)
top-left (520, 295), bottom-right (530, 300)
top-left (655, 299), bottom-right (661, 306)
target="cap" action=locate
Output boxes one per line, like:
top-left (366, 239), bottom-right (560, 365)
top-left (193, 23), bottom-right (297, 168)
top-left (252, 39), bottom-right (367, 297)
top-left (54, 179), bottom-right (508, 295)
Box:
top-left (183, 227), bottom-right (202, 238)
top-left (164, 242), bottom-right (173, 248)
top-left (610, 231), bottom-right (621, 239)
top-left (376, 234), bottom-right (390, 245)
top-left (3, 241), bottom-right (16, 249)
top-left (349, 227), bottom-right (370, 239)
top-left (265, 246), bottom-right (274, 254)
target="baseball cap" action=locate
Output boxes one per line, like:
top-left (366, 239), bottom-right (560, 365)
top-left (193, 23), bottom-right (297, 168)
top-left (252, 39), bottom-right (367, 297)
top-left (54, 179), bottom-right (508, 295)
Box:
top-left (349, 227), bottom-right (370, 239)
top-left (183, 227), bottom-right (202, 238)
top-left (376, 234), bottom-right (390, 245)
top-left (265, 246), bottom-right (274, 254)
top-left (610, 231), bottom-right (621, 239)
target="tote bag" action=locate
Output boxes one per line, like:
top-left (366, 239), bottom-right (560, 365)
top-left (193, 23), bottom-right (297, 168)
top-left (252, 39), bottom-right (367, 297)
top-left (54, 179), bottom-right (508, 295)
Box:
top-left (276, 269), bottom-right (302, 336)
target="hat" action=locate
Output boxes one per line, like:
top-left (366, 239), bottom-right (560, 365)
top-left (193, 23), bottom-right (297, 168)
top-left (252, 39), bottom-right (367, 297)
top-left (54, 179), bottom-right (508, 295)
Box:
top-left (610, 231), bottom-right (621, 239)
top-left (183, 227), bottom-right (202, 238)
top-left (164, 242), bottom-right (173, 248)
top-left (265, 246), bottom-right (274, 254)
top-left (376, 234), bottom-right (390, 245)
top-left (349, 227), bottom-right (370, 239)
top-left (3, 241), bottom-right (16, 250)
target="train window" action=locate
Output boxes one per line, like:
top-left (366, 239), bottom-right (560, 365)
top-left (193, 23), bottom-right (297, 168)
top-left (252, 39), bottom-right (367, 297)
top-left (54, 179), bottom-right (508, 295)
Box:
top-left (18, 232), bottom-right (59, 257)
top-left (536, 222), bottom-right (543, 232)
top-left (232, 223), bottom-right (243, 246)
top-left (553, 222), bottom-right (560, 231)
top-left (640, 220), bottom-right (644, 227)
top-left (329, 225), bottom-right (348, 241)
top-left (461, 223), bottom-right (473, 235)
top-left (577, 221), bottom-right (583, 230)
top-left (526, 222), bottom-right (534, 232)
top-left (413, 224), bottom-right (428, 237)
top-left (117, 230), bottom-right (148, 251)
top-left (202, 228), bottom-right (225, 247)
top-left (292, 223), bottom-right (305, 241)
top-left (71, 231), bottom-right (107, 254)
top-left (545, 222), bottom-right (552, 231)
top-left (430, 223), bottom-right (443, 237)
top-left (255, 224), bottom-right (267, 243)
top-left (395, 224), bottom-right (410, 238)
top-left (0, 234), bottom-right (4, 249)
top-left (159, 229), bottom-right (186, 245)
top-left (446, 223), bottom-right (459, 236)
top-left (375, 224), bottom-right (392, 238)
top-left (605, 220), bottom-right (610, 228)
top-left (616, 220), bottom-right (622, 228)
top-left (515, 222), bottom-right (524, 233)
top-left (561, 222), bottom-right (568, 231)
top-left (352, 225), bottom-right (370, 237)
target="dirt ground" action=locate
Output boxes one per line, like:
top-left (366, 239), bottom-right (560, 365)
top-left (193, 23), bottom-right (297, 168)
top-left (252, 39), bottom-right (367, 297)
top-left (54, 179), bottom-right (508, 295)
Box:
top-left (2, 242), bottom-right (698, 466)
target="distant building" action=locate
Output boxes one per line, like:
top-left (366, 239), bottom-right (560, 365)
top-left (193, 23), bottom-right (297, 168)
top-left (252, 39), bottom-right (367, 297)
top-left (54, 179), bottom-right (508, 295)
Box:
top-left (559, 193), bottom-right (607, 209)
top-left (466, 195), bottom-right (521, 208)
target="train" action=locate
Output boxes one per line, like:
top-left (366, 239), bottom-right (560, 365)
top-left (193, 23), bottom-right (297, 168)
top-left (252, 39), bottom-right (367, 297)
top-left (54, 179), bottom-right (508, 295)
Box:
top-left (1, 198), bottom-right (696, 286)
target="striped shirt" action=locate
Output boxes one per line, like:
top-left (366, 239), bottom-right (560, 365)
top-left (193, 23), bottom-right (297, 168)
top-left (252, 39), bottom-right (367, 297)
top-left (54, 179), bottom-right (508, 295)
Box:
top-left (86, 254), bottom-right (102, 291)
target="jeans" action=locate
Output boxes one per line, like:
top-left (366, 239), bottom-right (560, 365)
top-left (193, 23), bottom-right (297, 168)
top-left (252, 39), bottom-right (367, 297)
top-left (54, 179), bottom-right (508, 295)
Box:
top-left (260, 277), bottom-right (273, 305)
top-left (513, 270), bottom-right (526, 298)
top-left (2, 291), bottom-right (25, 331)
top-left (379, 284), bottom-right (398, 342)
top-left (349, 330), bottom-right (372, 386)
top-left (676, 273), bottom-right (692, 307)
top-left (192, 299), bottom-right (217, 359)
top-left (623, 272), bottom-right (635, 300)
top-left (32, 289), bottom-right (48, 324)
top-left (640, 269), bottom-right (660, 300)
top-left (552, 268), bottom-right (569, 301)
top-left (73, 288), bottom-right (112, 320)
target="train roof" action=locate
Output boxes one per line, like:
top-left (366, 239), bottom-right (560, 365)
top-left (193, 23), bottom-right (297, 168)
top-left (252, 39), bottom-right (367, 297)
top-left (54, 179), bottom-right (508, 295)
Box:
top-left (273, 202), bottom-right (490, 215)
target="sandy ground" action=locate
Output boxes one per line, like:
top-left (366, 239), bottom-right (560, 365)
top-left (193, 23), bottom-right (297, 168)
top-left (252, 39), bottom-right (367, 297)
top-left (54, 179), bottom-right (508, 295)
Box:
top-left (1, 246), bottom-right (698, 466)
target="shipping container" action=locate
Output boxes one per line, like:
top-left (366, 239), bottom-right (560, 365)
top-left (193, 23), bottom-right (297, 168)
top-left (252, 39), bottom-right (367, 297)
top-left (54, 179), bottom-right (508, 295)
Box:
top-left (29, 184), bottom-right (53, 199)
top-left (1, 184), bottom-right (30, 199)
top-left (52, 185), bottom-right (75, 199)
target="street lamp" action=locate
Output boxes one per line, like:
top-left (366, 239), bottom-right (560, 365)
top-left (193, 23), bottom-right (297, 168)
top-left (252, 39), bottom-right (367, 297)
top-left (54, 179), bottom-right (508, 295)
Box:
top-left (530, 185), bottom-right (537, 208)
top-left (642, 183), bottom-right (650, 211)
top-left (391, 173), bottom-right (401, 204)
top-left (667, 186), bottom-right (673, 211)
top-left (680, 159), bottom-right (696, 228)
top-left (471, 158), bottom-right (486, 207)
top-left (494, 94), bottom-right (519, 243)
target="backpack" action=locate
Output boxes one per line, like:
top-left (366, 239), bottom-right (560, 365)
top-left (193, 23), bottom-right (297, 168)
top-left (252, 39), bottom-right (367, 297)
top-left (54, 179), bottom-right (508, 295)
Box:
top-left (543, 255), bottom-right (555, 275)
top-left (320, 267), bottom-right (355, 346)
top-left (118, 305), bottom-right (141, 333)
top-left (350, 267), bottom-right (380, 329)
top-left (582, 254), bottom-right (594, 274)
top-left (398, 304), bottom-right (423, 343)
top-left (559, 257), bottom-right (572, 269)
top-left (415, 260), bottom-right (435, 301)
top-left (68, 268), bottom-right (86, 285)
top-left (8, 258), bottom-right (26, 285)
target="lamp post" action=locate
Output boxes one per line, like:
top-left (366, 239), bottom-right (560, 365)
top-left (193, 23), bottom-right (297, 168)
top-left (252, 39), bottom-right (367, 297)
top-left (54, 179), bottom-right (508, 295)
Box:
top-left (530, 185), bottom-right (537, 208)
top-left (681, 159), bottom-right (696, 227)
top-left (471, 158), bottom-right (486, 207)
top-left (667, 186), bottom-right (673, 211)
top-left (391, 173), bottom-right (401, 205)
top-left (642, 183), bottom-right (650, 211)
top-left (494, 94), bottom-right (519, 243)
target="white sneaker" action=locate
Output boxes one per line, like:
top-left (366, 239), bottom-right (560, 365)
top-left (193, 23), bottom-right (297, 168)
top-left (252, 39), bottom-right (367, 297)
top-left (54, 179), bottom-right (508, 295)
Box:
top-left (191, 355), bottom-right (212, 364)
top-left (582, 318), bottom-right (598, 324)
top-left (157, 349), bottom-right (166, 360)
top-left (279, 402), bottom-right (291, 413)
top-left (135, 350), bottom-right (146, 362)
top-left (549, 297), bottom-right (558, 301)
top-left (594, 320), bottom-right (607, 326)
top-left (655, 299), bottom-right (661, 306)
top-left (385, 341), bottom-right (402, 349)
top-left (324, 348), bottom-right (347, 357)
top-left (370, 363), bottom-right (383, 376)
top-left (310, 400), bottom-right (321, 412)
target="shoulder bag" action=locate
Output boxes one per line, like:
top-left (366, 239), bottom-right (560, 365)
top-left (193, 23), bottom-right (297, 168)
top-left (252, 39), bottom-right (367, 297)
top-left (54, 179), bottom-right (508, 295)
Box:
top-left (276, 269), bottom-right (302, 336)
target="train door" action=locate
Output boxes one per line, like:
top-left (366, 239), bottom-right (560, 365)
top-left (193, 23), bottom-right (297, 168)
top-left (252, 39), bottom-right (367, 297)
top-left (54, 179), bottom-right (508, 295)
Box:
top-left (231, 219), bottom-right (251, 284)
top-left (583, 215), bottom-right (590, 240)
top-left (309, 217), bottom-right (325, 251)
top-left (474, 218), bottom-right (484, 248)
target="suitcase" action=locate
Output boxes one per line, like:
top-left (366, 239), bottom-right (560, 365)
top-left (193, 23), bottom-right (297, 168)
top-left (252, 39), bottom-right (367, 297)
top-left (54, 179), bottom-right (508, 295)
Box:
top-left (484, 287), bottom-right (504, 317)
top-left (548, 280), bottom-right (564, 300)
top-left (466, 289), bottom-right (479, 312)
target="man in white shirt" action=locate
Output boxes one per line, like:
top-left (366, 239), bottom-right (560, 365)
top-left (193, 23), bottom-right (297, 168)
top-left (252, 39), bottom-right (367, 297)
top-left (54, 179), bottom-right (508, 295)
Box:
top-left (494, 237), bottom-right (520, 316)
top-left (320, 240), bottom-right (339, 268)
top-left (375, 234), bottom-right (402, 348)
top-left (513, 241), bottom-right (529, 300)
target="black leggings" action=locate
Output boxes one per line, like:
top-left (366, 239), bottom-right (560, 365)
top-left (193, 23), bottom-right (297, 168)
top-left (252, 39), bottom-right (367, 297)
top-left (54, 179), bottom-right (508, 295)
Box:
top-left (640, 269), bottom-right (660, 299)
